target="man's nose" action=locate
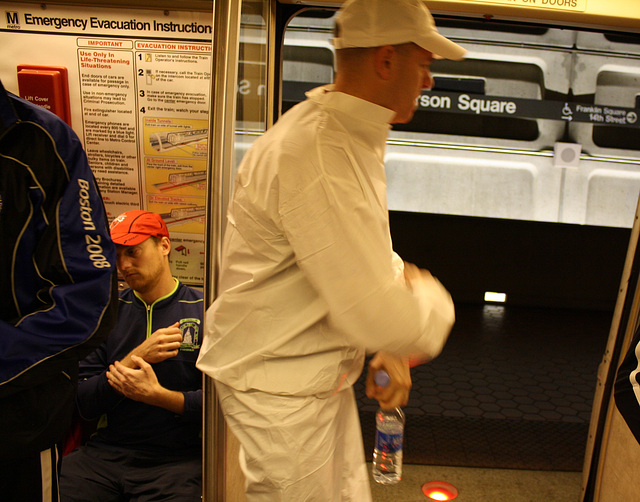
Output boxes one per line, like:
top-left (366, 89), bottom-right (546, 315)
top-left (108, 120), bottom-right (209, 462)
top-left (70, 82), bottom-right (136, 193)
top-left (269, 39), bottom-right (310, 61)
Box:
top-left (116, 255), bottom-right (130, 272)
top-left (423, 71), bottom-right (434, 90)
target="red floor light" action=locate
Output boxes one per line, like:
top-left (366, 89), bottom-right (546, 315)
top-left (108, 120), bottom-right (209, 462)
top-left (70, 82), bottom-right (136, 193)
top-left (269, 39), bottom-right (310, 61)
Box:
top-left (422, 481), bottom-right (459, 500)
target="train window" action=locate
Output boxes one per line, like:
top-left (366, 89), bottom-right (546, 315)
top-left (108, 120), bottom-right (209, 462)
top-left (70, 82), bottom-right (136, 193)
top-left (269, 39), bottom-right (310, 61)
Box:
top-left (283, 45), bottom-right (333, 83)
top-left (591, 70), bottom-right (640, 151)
top-left (281, 17), bottom-right (334, 115)
top-left (282, 10), bottom-right (640, 228)
top-left (436, 18), bottom-right (549, 37)
top-left (237, 41), bottom-right (270, 126)
top-left (281, 45), bottom-right (333, 114)
top-left (603, 32), bottom-right (640, 47)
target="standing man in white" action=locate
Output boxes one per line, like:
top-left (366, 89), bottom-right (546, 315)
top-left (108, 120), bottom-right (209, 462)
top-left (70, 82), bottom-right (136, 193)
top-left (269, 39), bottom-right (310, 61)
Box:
top-left (197, 1), bottom-right (465, 499)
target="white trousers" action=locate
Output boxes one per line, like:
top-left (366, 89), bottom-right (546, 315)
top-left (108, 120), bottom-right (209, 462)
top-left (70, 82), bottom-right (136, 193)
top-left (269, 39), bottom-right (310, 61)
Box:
top-left (215, 382), bottom-right (372, 502)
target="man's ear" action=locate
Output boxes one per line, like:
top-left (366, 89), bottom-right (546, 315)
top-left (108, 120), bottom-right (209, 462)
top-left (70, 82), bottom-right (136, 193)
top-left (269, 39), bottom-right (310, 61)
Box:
top-left (160, 236), bottom-right (171, 256)
top-left (373, 45), bottom-right (396, 80)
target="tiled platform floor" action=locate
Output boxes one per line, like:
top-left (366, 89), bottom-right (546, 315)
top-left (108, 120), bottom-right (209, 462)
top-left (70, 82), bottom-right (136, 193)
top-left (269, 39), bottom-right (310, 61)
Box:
top-left (368, 463), bottom-right (582, 502)
top-left (355, 303), bottom-right (613, 472)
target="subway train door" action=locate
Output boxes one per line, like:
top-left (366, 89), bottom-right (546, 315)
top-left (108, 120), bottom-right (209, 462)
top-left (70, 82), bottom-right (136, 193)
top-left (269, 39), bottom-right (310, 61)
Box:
top-left (210, 1), bottom-right (640, 500)
top-left (582, 199), bottom-right (640, 500)
top-left (204, 1), bottom-right (274, 500)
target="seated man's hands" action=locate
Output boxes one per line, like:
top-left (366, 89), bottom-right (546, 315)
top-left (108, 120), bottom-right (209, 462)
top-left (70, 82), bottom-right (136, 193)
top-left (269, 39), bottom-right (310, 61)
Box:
top-left (107, 355), bottom-right (185, 414)
top-left (365, 351), bottom-right (411, 410)
top-left (107, 355), bottom-right (161, 404)
top-left (122, 322), bottom-right (182, 368)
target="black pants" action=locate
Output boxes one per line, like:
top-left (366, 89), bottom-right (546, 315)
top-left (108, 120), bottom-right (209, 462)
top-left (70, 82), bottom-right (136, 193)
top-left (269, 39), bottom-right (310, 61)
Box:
top-left (59, 444), bottom-right (202, 502)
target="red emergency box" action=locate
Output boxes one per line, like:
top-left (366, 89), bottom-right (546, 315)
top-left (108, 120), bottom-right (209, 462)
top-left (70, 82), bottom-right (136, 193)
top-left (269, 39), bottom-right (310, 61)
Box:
top-left (17, 65), bottom-right (72, 126)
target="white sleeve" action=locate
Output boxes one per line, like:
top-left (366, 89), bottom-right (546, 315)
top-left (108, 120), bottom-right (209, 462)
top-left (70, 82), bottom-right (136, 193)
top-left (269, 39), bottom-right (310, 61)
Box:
top-left (406, 271), bottom-right (455, 362)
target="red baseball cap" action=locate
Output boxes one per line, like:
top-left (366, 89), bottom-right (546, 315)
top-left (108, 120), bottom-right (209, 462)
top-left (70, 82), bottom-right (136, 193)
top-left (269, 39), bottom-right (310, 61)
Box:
top-left (110, 210), bottom-right (169, 246)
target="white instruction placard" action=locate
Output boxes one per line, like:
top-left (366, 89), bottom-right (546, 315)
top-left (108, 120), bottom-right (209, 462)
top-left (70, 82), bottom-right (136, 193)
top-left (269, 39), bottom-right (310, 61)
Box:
top-left (0, 3), bottom-right (212, 285)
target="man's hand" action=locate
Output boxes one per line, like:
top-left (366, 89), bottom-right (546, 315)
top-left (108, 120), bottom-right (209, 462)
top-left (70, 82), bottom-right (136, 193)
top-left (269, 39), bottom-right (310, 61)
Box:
top-left (107, 355), bottom-right (161, 403)
top-left (365, 351), bottom-right (411, 410)
top-left (107, 355), bottom-right (185, 414)
top-left (121, 322), bottom-right (182, 368)
top-left (403, 261), bottom-right (434, 290)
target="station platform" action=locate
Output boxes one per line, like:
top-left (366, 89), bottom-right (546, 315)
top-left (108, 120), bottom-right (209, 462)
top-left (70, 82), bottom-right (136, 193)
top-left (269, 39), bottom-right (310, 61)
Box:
top-left (366, 463), bottom-right (582, 502)
top-left (354, 303), bottom-right (613, 473)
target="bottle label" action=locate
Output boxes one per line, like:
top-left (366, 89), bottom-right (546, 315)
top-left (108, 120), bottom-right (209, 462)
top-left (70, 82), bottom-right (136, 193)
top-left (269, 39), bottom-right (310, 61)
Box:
top-left (375, 431), bottom-right (403, 453)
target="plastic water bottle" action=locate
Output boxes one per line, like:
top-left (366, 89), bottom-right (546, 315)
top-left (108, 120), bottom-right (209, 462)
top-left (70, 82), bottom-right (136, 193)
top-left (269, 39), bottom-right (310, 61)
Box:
top-left (372, 370), bottom-right (405, 484)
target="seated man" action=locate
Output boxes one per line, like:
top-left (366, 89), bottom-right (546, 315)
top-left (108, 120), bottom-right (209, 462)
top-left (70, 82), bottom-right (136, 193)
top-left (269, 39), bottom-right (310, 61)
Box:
top-left (60, 210), bottom-right (204, 502)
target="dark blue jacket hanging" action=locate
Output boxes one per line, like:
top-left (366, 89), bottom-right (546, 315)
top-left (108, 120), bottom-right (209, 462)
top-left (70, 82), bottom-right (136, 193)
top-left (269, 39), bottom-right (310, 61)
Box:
top-left (0, 79), bottom-right (118, 458)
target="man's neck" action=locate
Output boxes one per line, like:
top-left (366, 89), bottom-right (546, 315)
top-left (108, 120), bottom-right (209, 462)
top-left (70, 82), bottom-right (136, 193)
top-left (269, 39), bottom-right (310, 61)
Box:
top-left (136, 274), bottom-right (177, 305)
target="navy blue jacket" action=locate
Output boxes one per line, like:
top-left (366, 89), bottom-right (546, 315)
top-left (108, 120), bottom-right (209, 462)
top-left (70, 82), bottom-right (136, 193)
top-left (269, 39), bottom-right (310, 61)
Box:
top-left (0, 79), bottom-right (117, 458)
top-left (77, 280), bottom-right (203, 456)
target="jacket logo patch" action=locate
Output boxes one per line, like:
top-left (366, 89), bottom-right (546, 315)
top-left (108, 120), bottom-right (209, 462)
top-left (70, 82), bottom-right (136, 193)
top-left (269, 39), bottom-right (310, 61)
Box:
top-left (179, 318), bottom-right (200, 351)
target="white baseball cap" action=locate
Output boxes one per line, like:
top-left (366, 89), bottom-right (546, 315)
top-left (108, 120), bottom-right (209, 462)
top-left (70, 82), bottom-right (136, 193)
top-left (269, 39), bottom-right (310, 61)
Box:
top-left (333, 0), bottom-right (466, 61)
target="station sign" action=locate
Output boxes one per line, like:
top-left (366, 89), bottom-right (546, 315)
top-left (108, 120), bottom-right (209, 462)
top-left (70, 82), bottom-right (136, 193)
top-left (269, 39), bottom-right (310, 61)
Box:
top-left (417, 91), bottom-right (640, 128)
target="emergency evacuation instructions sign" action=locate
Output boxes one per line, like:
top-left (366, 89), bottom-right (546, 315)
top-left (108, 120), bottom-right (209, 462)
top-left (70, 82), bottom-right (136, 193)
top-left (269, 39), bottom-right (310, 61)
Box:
top-left (417, 91), bottom-right (640, 128)
top-left (0, 2), bottom-right (212, 286)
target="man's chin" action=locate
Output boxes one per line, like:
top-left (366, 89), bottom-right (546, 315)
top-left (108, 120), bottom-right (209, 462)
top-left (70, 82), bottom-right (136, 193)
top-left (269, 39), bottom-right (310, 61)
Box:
top-left (390, 110), bottom-right (416, 125)
top-left (124, 275), bottom-right (140, 288)
top-left (391, 116), bottom-right (413, 125)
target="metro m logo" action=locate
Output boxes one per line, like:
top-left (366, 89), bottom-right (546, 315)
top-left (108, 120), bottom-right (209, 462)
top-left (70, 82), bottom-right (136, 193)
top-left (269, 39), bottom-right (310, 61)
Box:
top-left (5, 11), bottom-right (20, 28)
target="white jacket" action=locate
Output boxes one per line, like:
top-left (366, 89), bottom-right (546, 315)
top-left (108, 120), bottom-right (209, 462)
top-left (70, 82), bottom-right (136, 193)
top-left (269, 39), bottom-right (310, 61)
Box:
top-left (196, 85), bottom-right (454, 397)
